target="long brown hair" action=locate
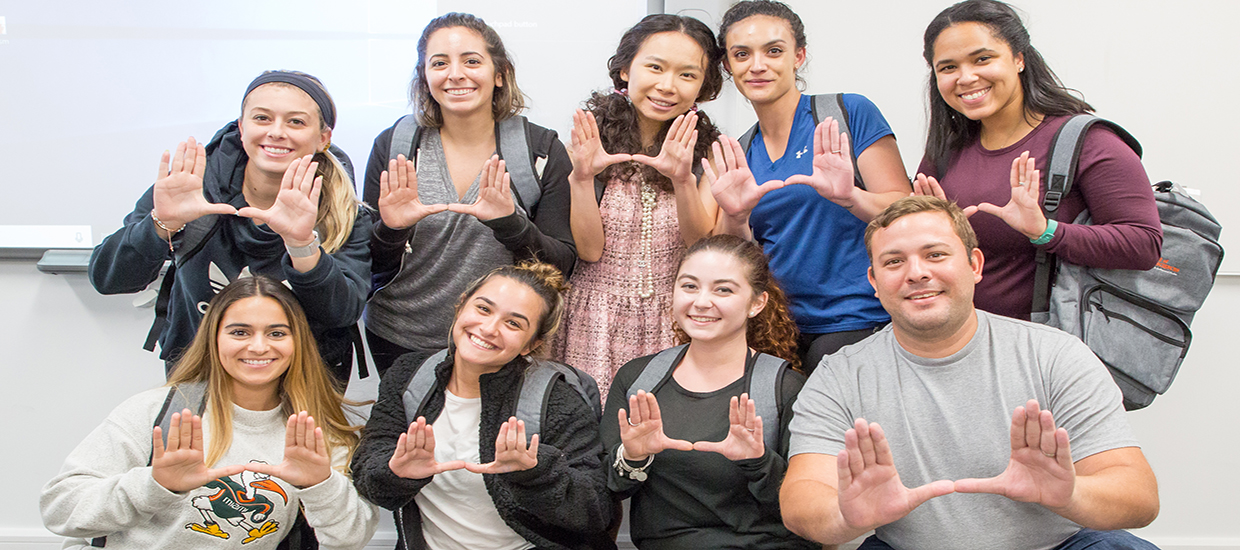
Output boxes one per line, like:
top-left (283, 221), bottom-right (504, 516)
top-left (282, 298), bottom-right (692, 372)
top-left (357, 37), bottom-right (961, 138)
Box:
top-left (672, 234), bottom-right (801, 371)
top-left (167, 276), bottom-right (362, 470)
top-left (410, 13), bottom-right (526, 128)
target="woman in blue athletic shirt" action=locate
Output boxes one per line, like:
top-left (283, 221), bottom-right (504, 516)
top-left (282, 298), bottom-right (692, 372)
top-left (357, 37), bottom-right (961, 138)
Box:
top-left (708, 0), bottom-right (912, 371)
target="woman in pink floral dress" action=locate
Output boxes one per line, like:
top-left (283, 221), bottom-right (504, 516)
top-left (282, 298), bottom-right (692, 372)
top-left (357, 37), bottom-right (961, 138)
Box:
top-left (552, 14), bottom-right (724, 400)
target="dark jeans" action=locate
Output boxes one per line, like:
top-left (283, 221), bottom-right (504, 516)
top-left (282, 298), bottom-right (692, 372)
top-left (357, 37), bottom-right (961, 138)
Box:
top-left (797, 322), bottom-right (888, 374)
top-left (857, 529), bottom-right (1160, 550)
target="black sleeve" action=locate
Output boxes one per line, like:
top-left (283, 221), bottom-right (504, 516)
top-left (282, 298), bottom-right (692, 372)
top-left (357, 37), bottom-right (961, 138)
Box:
top-left (88, 185), bottom-right (171, 294)
top-left (482, 127), bottom-right (578, 276)
top-left (599, 356), bottom-right (654, 498)
top-left (732, 367), bottom-right (807, 513)
top-left (363, 126), bottom-right (419, 289)
top-left (494, 378), bottom-right (613, 536)
top-left (349, 351), bottom-right (434, 510)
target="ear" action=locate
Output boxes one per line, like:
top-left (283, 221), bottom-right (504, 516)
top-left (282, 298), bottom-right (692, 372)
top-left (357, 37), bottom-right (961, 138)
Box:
top-left (520, 338), bottom-right (543, 358)
top-left (748, 291), bottom-right (769, 319)
top-left (969, 248), bottom-right (984, 283)
top-left (794, 46), bottom-right (807, 70)
top-left (1014, 52), bottom-right (1025, 73)
top-left (619, 68), bottom-right (630, 84)
top-left (319, 128), bottom-right (332, 152)
top-left (867, 265), bottom-right (878, 292)
top-left (236, 119), bottom-right (244, 139)
top-left (495, 71), bottom-right (503, 89)
top-left (722, 56), bottom-right (733, 76)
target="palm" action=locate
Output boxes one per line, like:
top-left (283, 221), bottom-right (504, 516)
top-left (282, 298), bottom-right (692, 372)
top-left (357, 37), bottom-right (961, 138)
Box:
top-left (619, 391), bottom-right (693, 460)
top-left (466, 418), bottom-right (539, 474)
top-left (237, 155), bottom-right (320, 243)
top-left (633, 112), bottom-right (698, 185)
top-left (693, 394), bottom-right (764, 461)
top-left (389, 444), bottom-right (446, 480)
top-left (569, 109), bottom-right (631, 182)
top-left (388, 418), bottom-right (464, 480)
top-left (447, 156), bottom-right (515, 221)
top-left (706, 135), bottom-right (785, 218)
top-left (150, 411), bottom-right (245, 493)
top-left (153, 138), bottom-right (236, 227)
top-left (379, 156), bottom-right (448, 229)
top-left (986, 450), bottom-right (1075, 506)
top-left (785, 117), bottom-right (855, 202)
top-left (244, 412), bottom-right (331, 488)
top-left (971, 152), bottom-right (1048, 238)
top-left (837, 461), bottom-right (922, 528)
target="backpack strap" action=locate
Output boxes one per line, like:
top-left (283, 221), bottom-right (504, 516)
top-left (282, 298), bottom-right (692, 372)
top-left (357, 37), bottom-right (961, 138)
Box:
top-left (389, 114), bottom-right (422, 164)
top-left (1031, 114), bottom-right (1142, 318)
top-left (496, 115), bottom-right (542, 213)
top-left (748, 353), bottom-right (786, 453)
top-left (516, 360), bottom-right (602, 444)
top-left (93, 381), bottom-right (210, 547)
top-left (403, 349), bottom-right (449, 425)
top-left (143, 215), bottom-right (221, 352)
top-left (736, 94), bottom-right (864, 190)
top-left (627, 345), bottom-right (687, 399)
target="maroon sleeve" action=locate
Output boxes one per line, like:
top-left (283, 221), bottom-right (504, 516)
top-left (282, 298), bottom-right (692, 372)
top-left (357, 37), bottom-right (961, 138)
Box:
top-left (1043, 126), bottom-right (1163, 270)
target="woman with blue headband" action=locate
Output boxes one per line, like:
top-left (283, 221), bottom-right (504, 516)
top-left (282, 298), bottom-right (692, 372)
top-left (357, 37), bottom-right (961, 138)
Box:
top-left (89, 70), bottom-right (371, 384)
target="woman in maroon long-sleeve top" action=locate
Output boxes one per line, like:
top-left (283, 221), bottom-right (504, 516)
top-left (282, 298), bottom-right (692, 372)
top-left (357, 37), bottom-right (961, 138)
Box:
top-left (913, 0), bottom-right (1161, 320)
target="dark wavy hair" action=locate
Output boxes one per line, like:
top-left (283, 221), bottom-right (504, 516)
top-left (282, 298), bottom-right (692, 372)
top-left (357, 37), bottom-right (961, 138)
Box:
top-left (587, 14), bottom-right (723, 192)
top-left (410, 12), bottom-right (526, 128)
top-left (672, 234), bottom-right (801, 371)
top-left (922, 0), bottom-right (1092, 164)
top-left (717, 0), bottom-right (807, 89)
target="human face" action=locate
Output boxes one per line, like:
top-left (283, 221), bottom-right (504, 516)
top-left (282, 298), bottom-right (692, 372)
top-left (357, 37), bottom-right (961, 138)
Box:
top-left (931, 22), bottom-right (1026, 127)
top-left (452, 276), bottom-right (544, 371)
top-left (674, 250), bottom-right (767, 346)
top-left (238, 84), bottom-right (330, 182)
top-left (620, 31), bottom-right (707, 138)
top-left (723, 15), bottom-right (805, 106)
top-left (216, 296), bottom-right (295, 410)
top-left (867, 211), bottom-right (984, 346)
top-left (425, 26), bottom-right (502, 120)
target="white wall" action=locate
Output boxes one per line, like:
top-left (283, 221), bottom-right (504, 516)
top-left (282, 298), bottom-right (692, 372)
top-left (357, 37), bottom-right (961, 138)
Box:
top-left (3, 0), bottom-right (1238, 548)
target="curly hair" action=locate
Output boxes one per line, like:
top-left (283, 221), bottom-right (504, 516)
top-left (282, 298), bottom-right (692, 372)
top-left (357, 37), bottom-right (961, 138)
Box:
top-left (409, 12), bottom-right (526, 128)
top-left (672, 234), bottom-right (801, 371)
top-left (452, 261), bottom-right (570, 358)
top-left (717, 0), bottom-right (808, 89)
top-left (922, 0), bottom-right (1092, 164)
top-left (587, 14), bottom-right (723, 192)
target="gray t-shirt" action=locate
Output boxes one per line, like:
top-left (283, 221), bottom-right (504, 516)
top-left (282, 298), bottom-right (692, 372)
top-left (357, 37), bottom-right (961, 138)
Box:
top-left (367, 129), bottom-right (516, 351)
top-left (790, 311), bottom-right (1138, 550)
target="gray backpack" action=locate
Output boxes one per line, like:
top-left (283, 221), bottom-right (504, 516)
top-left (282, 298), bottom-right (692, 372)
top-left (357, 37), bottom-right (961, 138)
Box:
top-left (626, 345), bottom-right (788, 452)
top-left (403, 350), bottom-right (602, 442)
top-left (737, 93), bottom-right (866, 190)
top-left (1034, 115), bottom-right (1224, 410)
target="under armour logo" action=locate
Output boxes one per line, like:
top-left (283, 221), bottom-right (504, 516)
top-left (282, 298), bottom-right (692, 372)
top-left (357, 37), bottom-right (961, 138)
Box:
top-left (795, 146), bottom-right (809, 159)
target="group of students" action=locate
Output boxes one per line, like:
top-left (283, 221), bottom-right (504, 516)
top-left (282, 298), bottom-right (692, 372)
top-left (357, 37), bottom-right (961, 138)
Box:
top-left (41, 0), bottom-right (1164, 548)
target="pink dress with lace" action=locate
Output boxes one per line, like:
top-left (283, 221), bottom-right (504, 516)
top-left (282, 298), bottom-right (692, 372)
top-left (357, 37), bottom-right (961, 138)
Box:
top-left (552, 173), bottom-right (684, 401)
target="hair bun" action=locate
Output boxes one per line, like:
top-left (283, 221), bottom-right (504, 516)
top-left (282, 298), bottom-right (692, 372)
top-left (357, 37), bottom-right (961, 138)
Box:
top-left (514, 260), bottom-right (570, 295)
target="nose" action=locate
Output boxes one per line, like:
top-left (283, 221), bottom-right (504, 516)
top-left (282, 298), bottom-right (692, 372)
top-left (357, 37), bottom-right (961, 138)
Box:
top-left (246, 335), bottom-right (271, 353)
top-left (655, 71), bottom-right (675, 94)
top-left (266, 124), bottom-right (285, 140)
top-left (479, 315), bottom-right (501, 335)
top-left (750, 55), bottom-right (767, 74)
top-left (447, 61), bottom-right (465, 81)
top-left (958, 64), bottom-right (979, 86)
top-left (905, 257), bottom-right (932, 282)
top-left (692, 290), bottom-right (712, 310)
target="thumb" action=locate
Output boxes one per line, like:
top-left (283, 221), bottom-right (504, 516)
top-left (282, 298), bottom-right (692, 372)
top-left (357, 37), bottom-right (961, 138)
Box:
top-left (692, 440), bottom-right (725, 454)
top-left (462, 462), bottom-right (492, 474)
top-left (235, 207), bottom-right (269, 224)
top-left (906, 479), bottom-right (956, 506)
top-left (953, 476), bottom-right (1002, 495)
top-left (664, 437), bottom-right (695, 452)
top-left (205, 202), bottom-right (238, 216)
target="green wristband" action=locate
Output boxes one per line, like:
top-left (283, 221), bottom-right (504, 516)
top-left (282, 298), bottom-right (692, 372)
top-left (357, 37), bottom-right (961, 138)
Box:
top-left (1030, 219), bottom-right (1058, 245)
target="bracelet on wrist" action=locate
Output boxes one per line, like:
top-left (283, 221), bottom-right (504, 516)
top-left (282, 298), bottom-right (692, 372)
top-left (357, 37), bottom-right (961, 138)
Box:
top-left (286, 230), bottom-right (321, 258)
top-left (151, 212), bottom-right (184, 252)
top-left (613, 442), bottom-right (653, 481)
top-left (1030, 219), bottom-right (1058, 246)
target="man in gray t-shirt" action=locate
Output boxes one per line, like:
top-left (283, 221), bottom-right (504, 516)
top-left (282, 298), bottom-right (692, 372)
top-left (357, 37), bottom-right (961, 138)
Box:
top-left (780, 197), bottom-right (1159, 550)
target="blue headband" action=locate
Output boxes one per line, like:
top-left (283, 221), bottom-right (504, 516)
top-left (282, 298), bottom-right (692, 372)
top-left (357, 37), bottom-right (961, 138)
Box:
top-left (243, 71), bottom-right (337, 129)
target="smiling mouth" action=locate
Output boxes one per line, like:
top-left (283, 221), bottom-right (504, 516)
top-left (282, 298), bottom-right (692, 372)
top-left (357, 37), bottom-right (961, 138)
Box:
top-left (906, 290), bottom-right (944, 301)
top-left (261, 146), bottom-right (292, 155)
top-left (468, 334), bottom-right (498, 350)
top-left (960, 87), bottom-right (990, 101)
top-left (688, 315), bottom-right (718, 323)
top-left (445, 88), bottom-right (475, 96)
top-left (648, 98), bottom-right (677, 109)
top-left (240, 358), bottom-right (275, 367)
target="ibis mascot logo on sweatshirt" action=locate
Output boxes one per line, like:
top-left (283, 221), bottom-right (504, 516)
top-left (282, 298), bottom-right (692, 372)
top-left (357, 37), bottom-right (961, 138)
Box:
top-left (185, 462), bottom-right (289, 544)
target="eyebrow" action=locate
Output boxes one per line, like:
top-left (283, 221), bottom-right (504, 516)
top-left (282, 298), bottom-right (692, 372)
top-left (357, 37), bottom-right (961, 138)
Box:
top-left (935, 47), bottom-right (996, 68)
top-left (223, 322), bottom-right (292, 330)
top-left (247, 106), bottom-right (312, 118)
top-left (878, 241), bottom-right (953, 258)
top-left (475, 296), bottom-right (531, 324)
top-left (642, 54), bottom-right (701, 72)
top-left (429, 51), bottom-right (484, 59)
top-left (677, 274), bottom-right (739, 286)
top-left (731, 38), bottom-right (787, 51)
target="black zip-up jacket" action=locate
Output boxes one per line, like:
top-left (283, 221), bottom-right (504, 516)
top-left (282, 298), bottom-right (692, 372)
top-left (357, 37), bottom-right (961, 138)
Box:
top-left (351, 350), bottom-right (615, 550)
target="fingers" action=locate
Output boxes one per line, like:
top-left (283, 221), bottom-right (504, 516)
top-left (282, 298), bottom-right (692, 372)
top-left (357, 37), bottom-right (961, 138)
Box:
top-left (170, 140), bottom-right (188, 173)
top-left (617, 406), bottom-right (632, 434)
top-left (912, 174), bottom-right (948, 200)
top-left (436, 460), bottom-right (467, 474)
top-left (953, 475), bottom-right (1002, 494)
top-left (628, 392), bottom-right (647, 425)
top-left (1010, 404), bottom-right (1028, 450)
top-left (870, 422), bottom-right (893, 466)
top-left (152, 426), bottom-right (166, 459)
top-left (157, 150), bottom-right (171, 181)
top-left (284, 413), bottom-right (299, 449)
top-left (527, 433), bottom-right (539, 458)
top-left (207, 463), bottom-right (248, 481)
top-left (837, 448), bottom-right (853, 488)
top-left (962, 204), bottom-right (981, 218)
top-left (1054, 427), bottom-right (1073, 469)
top-left (1038, 408), bottom-right (1057, 457)
top-left (843, 425), bottom-right (865, 478)
top-left (643, 391), bottom-right (662, 422)
top-left (193, 142), bottom-right (207, 177)
top-left (855, 418), bottom-right (878, 467)
top-left (908, 479), bottom-right (956, 505)
top-left (1023, 400), bottom-right (1042, 449)
top-left (701, 157), bottom-right (717, 186)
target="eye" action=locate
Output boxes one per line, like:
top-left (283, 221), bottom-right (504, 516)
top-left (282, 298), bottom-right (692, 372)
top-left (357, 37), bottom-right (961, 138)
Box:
top-left (680, 281), bottom-right (698, 291)
top-left (732, 50), bottom-right (749, 60)
top-left (465, 58), bottom-right (482, 66)
top-left (268, 329), bottom-right (289, 338)
top-left (928, 251), bottom-right (947, 260)
top-left (288, 118), bottom-right (305, 126)
top-left (506, 319), bottom-right (523, 329)
top-left (976, 55), bottom-right (993, 63)
top-left (715, 286), bottom-right (734, 295)
top-left (228, 328), bottom-right (251, 337)
top-left (430, 60), bottom-right (447, 68)
top-left (768, 47), bottom-right (783, 55)
top-left (647, 63), bottom-right (662, 72)
top-left (253, 114), bottom-right (270, 122)
top-left (937, 64), bottom-right (956, 74)
top-left (883, 258), bottom-right (904, 267)
top-left (681, 72), bottom-right (698, 80)
top-left (476, 304), bottom-right (491, 314)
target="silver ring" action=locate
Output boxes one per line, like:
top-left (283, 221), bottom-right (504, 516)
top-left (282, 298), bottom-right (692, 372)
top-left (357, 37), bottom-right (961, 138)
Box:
top-left (1042, 451), bottom-right (1055, 458)
top-left (627, 418), bottom-right (640, 427)
top-left (831, 149), bottom-right (841, 154)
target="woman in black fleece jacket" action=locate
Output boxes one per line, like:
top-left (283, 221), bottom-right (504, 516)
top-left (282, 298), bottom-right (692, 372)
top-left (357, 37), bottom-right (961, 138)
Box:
top-left (351, 262), bottom-right (613, 550)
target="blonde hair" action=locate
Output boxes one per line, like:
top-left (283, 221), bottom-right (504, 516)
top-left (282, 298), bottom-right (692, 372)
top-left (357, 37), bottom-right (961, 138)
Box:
top-left (167, 276), bottom-right (362, 472)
